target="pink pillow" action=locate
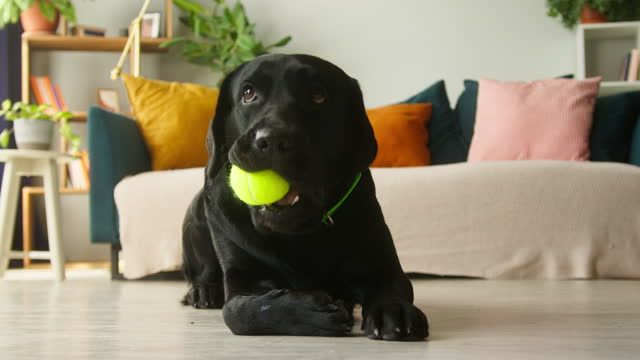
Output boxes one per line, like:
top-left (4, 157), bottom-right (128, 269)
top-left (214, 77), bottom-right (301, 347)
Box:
top-left (468, 77), bottom-right (601, 162)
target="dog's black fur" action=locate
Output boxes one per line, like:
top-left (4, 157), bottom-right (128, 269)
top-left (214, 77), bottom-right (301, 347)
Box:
top-left (181, 54), bottom-right (428, 341)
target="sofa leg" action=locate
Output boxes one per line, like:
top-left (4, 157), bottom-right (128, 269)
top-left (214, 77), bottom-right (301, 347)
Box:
top-left (110, 244), bottom-right (124, 280)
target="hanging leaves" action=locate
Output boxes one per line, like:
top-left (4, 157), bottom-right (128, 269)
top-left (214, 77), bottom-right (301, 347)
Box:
top-left (161, 0), bottom-right (292, 83)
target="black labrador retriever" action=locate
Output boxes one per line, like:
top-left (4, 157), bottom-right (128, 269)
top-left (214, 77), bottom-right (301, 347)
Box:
top-left (182, 54), bottom-right (428, 341)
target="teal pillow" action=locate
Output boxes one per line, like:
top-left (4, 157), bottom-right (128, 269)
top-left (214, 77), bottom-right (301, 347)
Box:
top-left (401, 80), bottom-right (468, 164)
top-left (454, 80), bottom-right (477, 145)
top-left (88, 106), bottom-right (151, 244)
top-left (590, 91), bottom-right (640, 162)
top-left (630, 116), bottom-right (640, 166)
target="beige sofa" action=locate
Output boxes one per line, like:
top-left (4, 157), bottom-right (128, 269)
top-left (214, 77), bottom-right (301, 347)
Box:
top-left (114, 161), bottom-right (640, 280)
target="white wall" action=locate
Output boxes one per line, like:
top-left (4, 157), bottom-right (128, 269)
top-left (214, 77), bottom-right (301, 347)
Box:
top-left (162, 0), bottom-right (577, 105)
top-left (39, 0), bottom-right (576, 110)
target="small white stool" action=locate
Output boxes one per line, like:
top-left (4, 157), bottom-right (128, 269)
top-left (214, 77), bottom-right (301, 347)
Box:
top-left (0, 150), bottom-right (72, 281)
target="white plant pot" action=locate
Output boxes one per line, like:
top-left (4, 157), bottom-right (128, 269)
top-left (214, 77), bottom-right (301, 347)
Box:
top-left (13, 118), bottom-right (54, 150)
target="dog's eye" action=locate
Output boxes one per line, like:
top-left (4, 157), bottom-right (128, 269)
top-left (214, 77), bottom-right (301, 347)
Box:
top-left (242, 86), bottom-right (257, 103)
top-left (311, 89), bottom-right (326, 104)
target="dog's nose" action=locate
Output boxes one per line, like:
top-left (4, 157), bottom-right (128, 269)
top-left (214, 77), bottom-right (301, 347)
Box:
top-left (254, 129), bottom-right (293, 153)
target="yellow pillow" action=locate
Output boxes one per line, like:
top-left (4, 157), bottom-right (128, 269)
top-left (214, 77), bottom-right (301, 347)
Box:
top-left (367, 103), bottom-right (432, 167)
top-left (122, 74), bottom-right (219, 170)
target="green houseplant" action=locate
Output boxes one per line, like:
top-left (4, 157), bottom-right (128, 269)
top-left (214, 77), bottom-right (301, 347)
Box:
top-left (0, 100), bottom-right (80, 152)
top-left (546, 0), bottom-right (640, 29)
top-left (160, 0), bottom-right (291, 83)
top-left (0, 0), bottom-right (76, 31)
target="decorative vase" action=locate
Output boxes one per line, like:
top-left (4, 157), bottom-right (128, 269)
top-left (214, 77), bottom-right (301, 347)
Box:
top-left (580, 5), bottom-right (607, 24)
top-left (13, 119), bottom-right (54, 150)
top-left (20, 0), bottom-right (60, 34)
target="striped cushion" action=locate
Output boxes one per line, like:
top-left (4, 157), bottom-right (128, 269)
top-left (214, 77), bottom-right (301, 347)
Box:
top-left (468, 77), bottom-right (601, 161)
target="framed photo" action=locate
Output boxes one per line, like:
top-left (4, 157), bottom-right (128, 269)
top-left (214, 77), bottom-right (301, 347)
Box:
top-left (141, 13), bottom-right (161, 38)
top-left (97, 88), bottom-right (120, 113)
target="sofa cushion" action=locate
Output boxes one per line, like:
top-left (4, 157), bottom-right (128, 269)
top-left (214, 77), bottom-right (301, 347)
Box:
top-left (122, 74), bottom-right (218, 171)
top-left (590, 91), bottom-right (640, 162)
top-left (631, 116), bottom-right (640, 166)
top-left (401, 80), bottom-right (468, 163)
top-left (374, 161), bottom-right (640, 279)
top-left (115, 168), bottom-right (203, 279)
top-left (115, 162), bottom-right (640, 279)
top-left (456, 75), bottom-right (575, 146)
top-left (468, 77), bottom-right (600, 161)
top-left (88, 106), bottom-right (151, 244)
top-left (368, 103), bottom-right (432, 167)
top-left (454, 80), bottom-right (478, 145)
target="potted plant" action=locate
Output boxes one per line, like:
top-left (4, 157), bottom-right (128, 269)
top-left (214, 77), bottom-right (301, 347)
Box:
top-left (0, 100), bottom-right (80, 152)
top-left (160, 0), bottom-right (291, 84)
top-left (0, 0), bottom-right (76, 33)
top-left (547, 0), bottom-right (640, 29)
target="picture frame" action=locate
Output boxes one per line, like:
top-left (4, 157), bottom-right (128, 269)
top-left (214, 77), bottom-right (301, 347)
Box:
top-left (97, 88), bottom-right (120, 113)
top-left (141, 12), bottom-right (162, 38)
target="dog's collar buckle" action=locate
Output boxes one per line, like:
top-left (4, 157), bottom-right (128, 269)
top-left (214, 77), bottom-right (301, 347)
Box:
top-left (321, 172), bottom-right (362, 226)
top-left (322, 215), bottom-right (334, 226)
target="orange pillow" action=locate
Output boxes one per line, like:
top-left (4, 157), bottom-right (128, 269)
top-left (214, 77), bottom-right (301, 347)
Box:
top-left (367, 103), bottom-right (432, 167)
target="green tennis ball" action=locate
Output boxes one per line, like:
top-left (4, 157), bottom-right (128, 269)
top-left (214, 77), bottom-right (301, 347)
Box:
top-left (229, 165), bottom-right (290, 206)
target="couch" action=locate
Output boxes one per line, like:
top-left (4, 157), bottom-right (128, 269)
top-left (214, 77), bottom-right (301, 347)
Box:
top-left (88, 81), bottom-right (640, 279)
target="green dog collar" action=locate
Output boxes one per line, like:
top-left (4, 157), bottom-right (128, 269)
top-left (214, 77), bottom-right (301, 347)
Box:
top-left (322, 172), bottom-right (362, 225)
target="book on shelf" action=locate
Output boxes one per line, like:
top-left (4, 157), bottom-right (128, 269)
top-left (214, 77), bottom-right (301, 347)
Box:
top-left (30, 76), bottom-right (57, 109)
top-left (30, 76), bottom-right (68, 110)
top-left (66, 150), bottom-right (90, 190)
top-left (619, 49), bottom-right (640, 82)
top-left (79, 150), bottom-right (90, 174)
top-left (71, 25), bottom-right (107, 37)
top-left (52, 85), bottom-right (68, 110)
top-left (628, 49), bottom-right (639, 82)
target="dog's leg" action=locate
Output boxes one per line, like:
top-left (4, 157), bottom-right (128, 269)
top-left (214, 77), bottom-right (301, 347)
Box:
top-left (350, 214), bottom-right (429, 341)
top-left (223, 289), bottom-right (354, 336)
top-left (360, 274), bottom-right (429, 341)
top-left (181, 190), bottom-right (224, 309)
top-left (221, 268), bottom-right (353, 336)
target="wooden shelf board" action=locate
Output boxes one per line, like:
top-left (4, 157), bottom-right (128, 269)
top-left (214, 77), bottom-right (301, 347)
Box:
top-left (580, 21), bottom-right (640, 31)
top-left (600, 81), bottom-right (640, 87)
top-left (24, 261), bottom-right (109, 270)
top-left (23, 34), bottom-right (169, 53)
top-left (581, 21), bottom-right (640, 40)
top-left (598, 81), bottom-right (640, 95)
top-left (70, 111), bottom-right (87, 122)
top-left (23, 186), bottom-right (89, 195)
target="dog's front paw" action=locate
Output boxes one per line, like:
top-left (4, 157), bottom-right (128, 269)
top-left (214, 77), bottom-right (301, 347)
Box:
top-left (182, 283), bottom-right (224, 309)
top-left (286, 290), bottom-right (354, 336)
top-left (363, 301), bottom-right (428, 341)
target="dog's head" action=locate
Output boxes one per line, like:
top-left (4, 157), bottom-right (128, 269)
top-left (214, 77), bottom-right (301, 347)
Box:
top-left (207, 54), bottom-right (377, 235)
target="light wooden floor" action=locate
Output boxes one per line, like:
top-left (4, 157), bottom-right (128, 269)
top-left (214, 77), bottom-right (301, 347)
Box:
top-left (1, 278), bottom-right (639, 359)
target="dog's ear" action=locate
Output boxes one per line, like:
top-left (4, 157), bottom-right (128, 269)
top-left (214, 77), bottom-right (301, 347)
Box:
top-left (345, 78), bottom-right (377, 173)
top-left (206, 65), bottom-right (245, 177)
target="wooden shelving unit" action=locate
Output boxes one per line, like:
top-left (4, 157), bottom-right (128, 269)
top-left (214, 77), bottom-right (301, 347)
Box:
top-left (19, 0), bottom-right (174, 190)
top-left (17, 0), bottom-right (175, 269)
top-left (577, 21), bottom-right (640, 95)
